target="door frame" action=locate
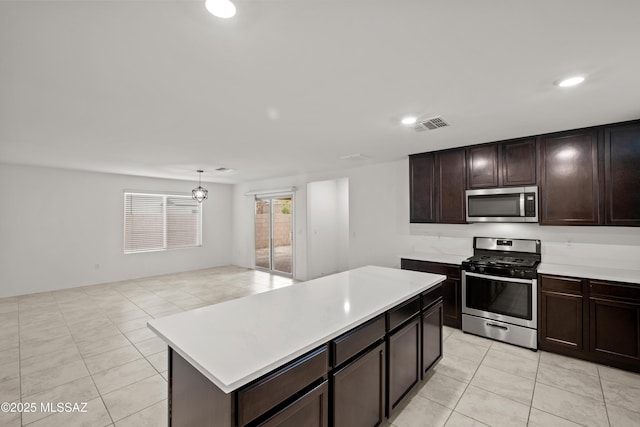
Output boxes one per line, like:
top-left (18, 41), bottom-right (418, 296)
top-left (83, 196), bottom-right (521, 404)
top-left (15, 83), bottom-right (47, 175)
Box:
top-left (253, 192), bottom-right (295, 278)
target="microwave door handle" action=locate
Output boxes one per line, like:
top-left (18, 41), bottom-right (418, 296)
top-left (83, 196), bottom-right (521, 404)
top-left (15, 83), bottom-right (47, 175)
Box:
top-left (520, 193), bottom-right (525, 217)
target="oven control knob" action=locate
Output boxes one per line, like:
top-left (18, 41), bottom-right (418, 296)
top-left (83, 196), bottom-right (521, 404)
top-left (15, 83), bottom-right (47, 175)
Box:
top-left (520, 270), bottom-right (526, 277)
top-left (470, 265), bottom-right (475, 271)
top-left (509, 269), bottom-right (515, 276)
top-left (478, 267), bottom-right (484, 273)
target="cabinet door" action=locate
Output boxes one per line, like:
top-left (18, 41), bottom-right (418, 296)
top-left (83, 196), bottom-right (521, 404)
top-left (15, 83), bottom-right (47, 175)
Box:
top-left (257, 381), bottom-right (328, 427)
top-left (435, 148), bottom-right (467, 223)
top-left (539, 129), bottom-right (602, 225)
top-left (538, 275), bottom-right (586, 355)
top-left (589, 297), bottom-right (640, 364)
top-left (387, 317), bottom-right (420, 415)
top-left (502, 138), bottom-right (537, 186)
top-left (409, 153), bottom-right (436, 223)
top-left (467, 144), bottom-right (499, 189)
top-left (422, 302), bottom-right (443, 378)
top-left (603, 123), bottom-right (640, 226)
top-left (332, 342), bottom-right (385, 427)
top-left (442, 278), bottom-right (462, 329)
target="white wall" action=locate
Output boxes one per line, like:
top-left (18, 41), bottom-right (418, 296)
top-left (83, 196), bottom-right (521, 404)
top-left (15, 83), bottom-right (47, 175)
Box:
top-left (306, 178), bottom-right (349, 279)
top-left (231, 158), bottom-right (640, 279)
top-left (0, 164), bottom-right (233, 297)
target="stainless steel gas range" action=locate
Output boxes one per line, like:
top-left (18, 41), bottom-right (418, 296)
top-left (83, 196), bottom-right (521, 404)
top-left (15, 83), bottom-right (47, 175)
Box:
top-left (461, 237), bottom-right (541, 350)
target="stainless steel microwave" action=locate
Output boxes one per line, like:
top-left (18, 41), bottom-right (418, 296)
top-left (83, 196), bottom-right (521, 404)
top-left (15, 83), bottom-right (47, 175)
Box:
top-left (466, 186), bottom-right (538, 223)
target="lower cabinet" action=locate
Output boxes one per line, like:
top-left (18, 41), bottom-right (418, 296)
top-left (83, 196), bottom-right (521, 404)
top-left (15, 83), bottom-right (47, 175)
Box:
top-left (332, 342), bottom-right (385, 427)
top-left (387, 317), bottom-right (421, 415)
top-left (422, 301), bottom-right (443, 377)
top-left (258, 381), bottom-right (328, 427)
top-left (401, 259), bottom-right (462, 328)
top-left (539, 274), bottom-right (640, 373)
top-left (538, 275), bottom-right (585, 355)
top-left (589, 281), bottom-right (640, 369)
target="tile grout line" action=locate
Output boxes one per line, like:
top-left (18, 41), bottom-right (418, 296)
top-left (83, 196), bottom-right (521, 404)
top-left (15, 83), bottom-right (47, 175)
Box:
top-left (439, 331), bottom-right (494, 426)
top-left (597, 366), bottom-right (612, 427)
top-left (525, 347), bottom-right (542, 426)
top-left (54, 291), bottom-right (116, 427)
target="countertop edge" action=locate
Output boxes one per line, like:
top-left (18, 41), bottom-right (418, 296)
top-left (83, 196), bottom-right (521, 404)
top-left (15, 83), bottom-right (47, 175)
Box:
top-left (538, 263), bottom-right (640, 285)
top-left (149, 269), bottom-right (446, 393)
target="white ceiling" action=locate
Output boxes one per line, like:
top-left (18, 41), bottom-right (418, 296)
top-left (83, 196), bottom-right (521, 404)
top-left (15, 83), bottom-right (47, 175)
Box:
top-left (1, 0), bottom-right (639, 184)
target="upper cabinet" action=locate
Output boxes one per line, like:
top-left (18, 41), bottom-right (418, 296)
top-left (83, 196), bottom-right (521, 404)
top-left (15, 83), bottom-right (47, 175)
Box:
top-left (409, 148), bottom-right (466, 224)
top-left (603, 123), bottom-right (640, 226)
top-left (466, 138), bottom-right (536, 189)
top-left (410, 118), bottom-right (640, 227)
top-left (538, 129), bottom-right (602, 225)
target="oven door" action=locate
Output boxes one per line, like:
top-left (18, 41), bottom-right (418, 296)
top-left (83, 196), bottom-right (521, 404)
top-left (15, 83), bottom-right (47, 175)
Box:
top-left (462, 271), bottom-right (537, 329)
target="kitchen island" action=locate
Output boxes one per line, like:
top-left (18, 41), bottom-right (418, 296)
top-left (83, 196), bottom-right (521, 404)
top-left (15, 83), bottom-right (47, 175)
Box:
top-left (148, 265), bottom-right (446, 427)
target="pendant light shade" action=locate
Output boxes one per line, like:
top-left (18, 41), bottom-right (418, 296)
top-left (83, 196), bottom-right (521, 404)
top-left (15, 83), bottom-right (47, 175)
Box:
top-left (192, 170), bottom-right (209, 203)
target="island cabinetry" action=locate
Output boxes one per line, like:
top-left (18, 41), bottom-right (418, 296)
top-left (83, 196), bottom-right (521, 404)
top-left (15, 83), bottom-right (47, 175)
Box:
top-left (331, 315), bottom-right (386, 427)
top-left (401, 259), bottom-right (462, 329)
top-left (386, 296), bottom-right (421, 416)
top-left (466, 138), bottom-right (537, 189)
top-left (257, 381), bottom-right (328, 427)
top-left (421, 284), bottom-right (443, 378)
top-left (237, 346), bottom-right (328, 426)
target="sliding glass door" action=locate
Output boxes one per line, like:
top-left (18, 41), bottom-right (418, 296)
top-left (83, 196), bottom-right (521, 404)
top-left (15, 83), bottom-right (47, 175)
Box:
top-left (255, 196), bottom-right (293, 275)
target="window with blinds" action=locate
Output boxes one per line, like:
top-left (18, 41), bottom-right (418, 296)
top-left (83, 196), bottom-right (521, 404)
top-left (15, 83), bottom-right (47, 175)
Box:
top-left (124, 192), bottom-right (202, 254)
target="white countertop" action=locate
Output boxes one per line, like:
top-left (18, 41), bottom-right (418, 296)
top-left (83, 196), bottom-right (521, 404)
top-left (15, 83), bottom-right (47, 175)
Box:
top-left (147, 265), bottom-right (445, 393)
top-left (538, 263), bottom-right (640, 285)
top-left (399, 252), bottom-right (468, 265)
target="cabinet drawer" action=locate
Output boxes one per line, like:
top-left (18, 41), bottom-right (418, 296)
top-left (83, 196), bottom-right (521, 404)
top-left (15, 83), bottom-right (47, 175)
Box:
top-left (401, 259), bottom-right (460, 279)
top-left (540, 275), bottom-right (583, 294)
top-left (332, 315), bottom-right (385, 367)
top-left (387, 296), bottom-right (420, 332)
top-left (422, 284), bottom-right (443, 311)
top-left (237, 345), bottom-right (328, 426)
top-left (590, 281), bottom-right (640, 302)
top-left (256, 380), bottom-right (328, 427)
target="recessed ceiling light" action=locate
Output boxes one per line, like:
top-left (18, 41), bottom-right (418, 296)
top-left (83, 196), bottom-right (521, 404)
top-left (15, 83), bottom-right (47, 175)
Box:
top-left (205, 0), bottom-right (236, 18)
top-left (401, 116), bottom-right (417, 125)
top-left (557, 76), bottom-right (585, 87)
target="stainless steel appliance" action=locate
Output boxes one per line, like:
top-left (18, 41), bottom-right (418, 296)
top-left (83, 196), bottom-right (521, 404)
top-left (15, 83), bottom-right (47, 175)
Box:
top-left (466, 186), bottom-right (538, 223)
top-left (461, 237), bottom-right (541, 350)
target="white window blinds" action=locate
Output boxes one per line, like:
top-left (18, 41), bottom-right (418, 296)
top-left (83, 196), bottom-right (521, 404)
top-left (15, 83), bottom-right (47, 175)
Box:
top-left (124, 192), bottom-right (202, 254)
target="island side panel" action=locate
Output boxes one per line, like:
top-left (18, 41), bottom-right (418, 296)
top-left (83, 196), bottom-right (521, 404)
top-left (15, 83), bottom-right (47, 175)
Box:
top-left (170, 348), bottom-right (235, 427)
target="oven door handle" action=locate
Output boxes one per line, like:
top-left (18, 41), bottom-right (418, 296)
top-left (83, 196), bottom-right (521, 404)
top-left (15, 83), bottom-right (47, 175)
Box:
top-left (463, 271), bottom-right (534, 284)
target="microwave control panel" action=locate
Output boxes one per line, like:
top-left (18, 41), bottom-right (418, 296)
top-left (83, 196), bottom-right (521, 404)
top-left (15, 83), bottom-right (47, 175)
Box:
top-left (524, 193), bottom-right (536, 217)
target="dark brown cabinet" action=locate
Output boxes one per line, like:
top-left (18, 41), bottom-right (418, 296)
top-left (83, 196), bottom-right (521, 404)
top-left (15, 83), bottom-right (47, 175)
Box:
top-left (538, 129), bottom-right (602, 225)
top-left (538, 275), bottom-right (586, 356)
top-left (409, 153), bottom-right (436, 223)
top-left (466, 138), bottom-right (536, 189)
top-left (502, 138), bottom-right (537, 186)
top-left (603, 123), bottom-right (640, 226)
top-left (401, 259), bottom-right (462, 329)
top-left (409, 148), bottom-right (466, 224)
top-left (387, 317), bottom-right (420, 416)
top-left (589, 281), bottom-right (640, 370)
top-left (421, 300), bottom-right (443, 377)
top-left (467, 144), bottom-right (499, 188)
top-left (539, 274), bottom-right (640, 374)
top-left (332, 343), bottom-right (385, 427)
top-left (258, 381), bottom-right (328, 427)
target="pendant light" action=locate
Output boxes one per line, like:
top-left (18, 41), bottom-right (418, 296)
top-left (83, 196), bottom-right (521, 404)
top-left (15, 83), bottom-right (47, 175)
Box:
top-left (192, 170), bottom-right (209, 203)
top-left (205, 0), bottom-right (236, 18)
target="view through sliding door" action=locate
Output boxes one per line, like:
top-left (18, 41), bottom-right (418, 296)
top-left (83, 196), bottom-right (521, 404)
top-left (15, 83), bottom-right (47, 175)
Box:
top-left (255, 196), bottom-right (293, 275)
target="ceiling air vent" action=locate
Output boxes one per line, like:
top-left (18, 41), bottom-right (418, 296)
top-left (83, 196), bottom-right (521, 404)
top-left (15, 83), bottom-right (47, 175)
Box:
top-left (416, 116), bottom-right (449, 131)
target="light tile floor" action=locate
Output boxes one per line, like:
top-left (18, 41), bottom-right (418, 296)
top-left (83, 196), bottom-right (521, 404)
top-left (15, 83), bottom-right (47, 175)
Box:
top-left (1, 266), bottom-right (639, 426)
